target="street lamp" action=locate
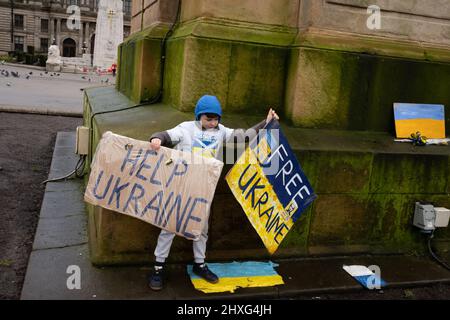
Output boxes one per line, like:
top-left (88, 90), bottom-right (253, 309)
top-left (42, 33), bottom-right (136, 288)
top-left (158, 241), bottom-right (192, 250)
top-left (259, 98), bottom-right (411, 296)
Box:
top-left (82, 41), bottom-right (87, 54)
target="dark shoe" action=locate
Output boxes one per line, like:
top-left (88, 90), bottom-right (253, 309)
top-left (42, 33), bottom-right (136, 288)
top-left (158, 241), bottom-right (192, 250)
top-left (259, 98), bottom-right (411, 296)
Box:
top-left (149, 266), bottom-right (164, 291)
top-left (193, 263), bottom-right (219, 284)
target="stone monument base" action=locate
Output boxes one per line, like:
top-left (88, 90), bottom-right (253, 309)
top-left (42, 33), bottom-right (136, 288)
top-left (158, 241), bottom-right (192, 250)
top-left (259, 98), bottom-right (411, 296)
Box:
top-left (46, 63), bottom-right (61, 72)
top-left (60, 54), bottom-right (92, 73)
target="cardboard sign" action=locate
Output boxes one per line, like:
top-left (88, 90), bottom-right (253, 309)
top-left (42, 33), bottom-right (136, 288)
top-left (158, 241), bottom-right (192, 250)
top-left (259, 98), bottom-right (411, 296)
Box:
top-left (84, 131), bottom-right (224, 241)
top-left (226, 120), bottom-right (316, 254)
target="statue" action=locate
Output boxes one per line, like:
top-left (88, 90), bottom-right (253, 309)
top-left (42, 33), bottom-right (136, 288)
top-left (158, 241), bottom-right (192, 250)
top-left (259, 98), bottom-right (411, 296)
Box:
top-left (47, 44), bottom-right (62, 64)
top-left (46, 40), bottom-right (62, 72)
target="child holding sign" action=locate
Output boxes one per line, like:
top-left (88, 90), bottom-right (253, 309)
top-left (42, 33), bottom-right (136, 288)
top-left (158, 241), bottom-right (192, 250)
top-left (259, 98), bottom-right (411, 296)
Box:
top-left (148, 94), bottom-right (279, 291)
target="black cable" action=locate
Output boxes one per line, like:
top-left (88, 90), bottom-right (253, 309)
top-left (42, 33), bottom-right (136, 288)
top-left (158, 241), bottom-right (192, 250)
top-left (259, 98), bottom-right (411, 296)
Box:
top-left (41, 155), bottom-right (87, 185)
top-left (427, 230), bottom-right (450, 271)
top-left (75, 155), bottom-right (87, 178)
top-left (88, 0), bottom-right (182, 158)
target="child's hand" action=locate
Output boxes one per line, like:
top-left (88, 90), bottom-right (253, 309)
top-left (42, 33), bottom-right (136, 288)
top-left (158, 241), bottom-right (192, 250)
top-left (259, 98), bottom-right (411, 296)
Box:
top-left (150, 138), bottom-right (162, 151)
top-left (266, 108), bottom-right (280, 124)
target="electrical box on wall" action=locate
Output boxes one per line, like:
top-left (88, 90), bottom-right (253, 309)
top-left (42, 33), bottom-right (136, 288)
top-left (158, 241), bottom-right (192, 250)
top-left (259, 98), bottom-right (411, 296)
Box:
top-left (75, 126), bottom-right (89, 155)
top-left (413, 202), bottom-right (450, 232)
top-left (413, 202), bottom-right (435, 232)
top-left (434, 207), bottom-right (450, 228)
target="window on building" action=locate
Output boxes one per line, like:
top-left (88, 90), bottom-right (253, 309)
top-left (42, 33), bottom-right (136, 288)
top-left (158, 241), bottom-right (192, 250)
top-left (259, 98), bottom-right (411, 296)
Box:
top-left (40, 38), bottom-right (49, 52)
top-left (123, 0), bottom-right (131, 15)
top-left (69, 0), bottom-right (79, 5)
top-left (41, 19), bottom-right (49, 33)
top-left (61, 19), bottom-right (68, 32)
top-left (124, 26), bottom-right (131, 39)
top-left (14, 14), bottom-right (24, 30)
top-left (14, 36), bottom-right (24, 52)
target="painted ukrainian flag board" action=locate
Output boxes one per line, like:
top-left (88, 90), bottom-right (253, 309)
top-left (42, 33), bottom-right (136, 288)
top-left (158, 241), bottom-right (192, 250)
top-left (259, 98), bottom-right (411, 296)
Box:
top-left (226, 120), bottom-right (317, 254)
top-left (187, 261), bottom-right (283, 293)
top-left (343, 265), bottom-right (387, 289)
top-left (394, 103), bottom-right (446, 138)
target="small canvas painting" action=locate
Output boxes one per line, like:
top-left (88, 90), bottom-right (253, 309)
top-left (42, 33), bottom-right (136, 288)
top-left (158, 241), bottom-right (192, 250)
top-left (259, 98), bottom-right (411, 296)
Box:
top-left (394, 103), bottom-right (446, 139)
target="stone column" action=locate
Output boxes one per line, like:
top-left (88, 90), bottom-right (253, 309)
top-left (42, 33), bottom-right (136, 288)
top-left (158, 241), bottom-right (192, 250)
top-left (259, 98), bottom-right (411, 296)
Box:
top-left (35, 17), bottom-right (41, 51)
top-left (78, 21), bottom-right (83, 55)
top-left (56, 18), bottom-right (61, 48)
top-left (84, 22), bottom-right (90, 52)
top-left (50, 18), bottom-right (55, 44)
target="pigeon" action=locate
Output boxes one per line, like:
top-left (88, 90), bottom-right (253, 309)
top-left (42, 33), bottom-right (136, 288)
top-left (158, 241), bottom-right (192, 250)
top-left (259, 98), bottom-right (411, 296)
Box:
top-left (6, 82), bottom-right (11, 86)
top-left (40, 73), bottom-right (43, 76)
top-left (81, 76), bottom-right (86, 79)
top-left (50, 74), bottom-right (53, 77)
top-left (29, 71), bottom-right (33, 75)
top-left (11, 71), bottom-right (19, 78)
top-left (26, 75), bottom-right (30, 79)
top-left (88, 78), bottom-right (91, 82)
top-left (105, 78), bottom-right (109, 83)
top-left (3, 70), bottom-right (9, 77)
top-left (45, 71), bottom-right (48, 74)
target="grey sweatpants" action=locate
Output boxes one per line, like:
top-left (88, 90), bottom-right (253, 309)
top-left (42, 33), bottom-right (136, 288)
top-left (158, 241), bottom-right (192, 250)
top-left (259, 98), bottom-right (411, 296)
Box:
top-left (154, 218), bottom-right (209, 264)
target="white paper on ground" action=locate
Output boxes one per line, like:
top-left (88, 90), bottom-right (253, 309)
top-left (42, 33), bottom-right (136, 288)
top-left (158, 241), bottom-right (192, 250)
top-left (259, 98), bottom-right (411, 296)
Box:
top-left (394, 138), bottom-right (450, 145)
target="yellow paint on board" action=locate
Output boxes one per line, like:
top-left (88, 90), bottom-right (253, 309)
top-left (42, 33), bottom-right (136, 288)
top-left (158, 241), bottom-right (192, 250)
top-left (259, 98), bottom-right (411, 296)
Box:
top-left (395, 119), bottom-right (446, 139)
top-left (226, 144), bottom-right (294, 255)
top-left (190, 275), bottom-right (284, 294)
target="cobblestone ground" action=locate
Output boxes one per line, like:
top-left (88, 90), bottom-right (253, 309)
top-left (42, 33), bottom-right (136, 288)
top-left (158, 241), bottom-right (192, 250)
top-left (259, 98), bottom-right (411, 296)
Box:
top-left (0, 63), bottom-right (115, 115)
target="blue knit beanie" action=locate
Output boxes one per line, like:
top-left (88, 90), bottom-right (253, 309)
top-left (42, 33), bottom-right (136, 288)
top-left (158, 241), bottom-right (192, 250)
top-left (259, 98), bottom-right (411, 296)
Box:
top-left (195, 95), bottom-right (222, 121)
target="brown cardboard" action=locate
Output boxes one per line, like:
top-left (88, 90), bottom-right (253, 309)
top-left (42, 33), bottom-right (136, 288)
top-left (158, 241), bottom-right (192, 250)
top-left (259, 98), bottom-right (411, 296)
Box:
top-left (84, 131), bottom-right (224, 241)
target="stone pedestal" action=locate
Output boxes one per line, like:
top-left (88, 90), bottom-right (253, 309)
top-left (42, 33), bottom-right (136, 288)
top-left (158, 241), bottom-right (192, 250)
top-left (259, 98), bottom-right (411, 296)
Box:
top-left (46, 63), bottom-right (61, 72)
top-left (84, 0), bottom-right (450, 266)
top-left (93, 0), bottom-right (124, 70)
top-left (46, 44), bottom-right (62, 72)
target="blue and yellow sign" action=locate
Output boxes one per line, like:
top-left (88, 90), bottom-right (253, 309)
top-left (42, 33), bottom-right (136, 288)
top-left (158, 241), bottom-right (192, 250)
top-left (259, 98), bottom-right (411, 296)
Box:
top-left (226, 120), bottom-right (316, 254)
top-left (394, 103), bottom-right (446, 138)
top-left (187, 261), bottom-right (283, 293)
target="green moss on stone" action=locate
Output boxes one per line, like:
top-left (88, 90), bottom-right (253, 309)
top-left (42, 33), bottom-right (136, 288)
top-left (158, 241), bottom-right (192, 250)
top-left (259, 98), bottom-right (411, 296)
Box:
top-left (370, 154), bottom-right (449, 194)
top-left (117, 24), bottom-right (170, 103)
top-left (279, 206), bottom-right (312, 250)
top-left (164, 36), bottom-right (288, 114)
top-left (308, 194), bottom-right (372, 246)
top-left (289, 48), bottom-right (450, 133)
top-left (314, 151), bottom-right (373, 194)
top-left (162, 38), bottom-right (186, 108)
top-left (368, 195), bottom-right (424, 253)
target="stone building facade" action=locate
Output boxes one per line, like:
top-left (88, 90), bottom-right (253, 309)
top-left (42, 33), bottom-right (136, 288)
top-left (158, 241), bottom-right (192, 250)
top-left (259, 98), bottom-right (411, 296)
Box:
top-left (0, 0), bottom-right (131, 56)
